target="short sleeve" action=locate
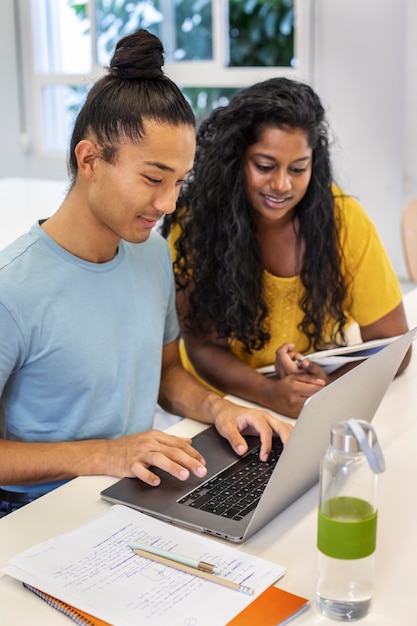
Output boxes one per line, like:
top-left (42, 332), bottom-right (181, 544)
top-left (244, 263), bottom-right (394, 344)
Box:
top-left (335, 192), bottom-right (402, 326)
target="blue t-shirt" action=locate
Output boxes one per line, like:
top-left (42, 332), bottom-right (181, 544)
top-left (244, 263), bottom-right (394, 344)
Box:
top-left (0, 223), bottom-right (179, 494)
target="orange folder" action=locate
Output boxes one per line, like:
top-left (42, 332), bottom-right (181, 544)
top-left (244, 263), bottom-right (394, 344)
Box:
top-left (226, 585), bottom-right (309, 626)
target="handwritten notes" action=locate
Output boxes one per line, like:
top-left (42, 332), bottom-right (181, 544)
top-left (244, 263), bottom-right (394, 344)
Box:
top-left (4, 505), bottom-right (286, 625)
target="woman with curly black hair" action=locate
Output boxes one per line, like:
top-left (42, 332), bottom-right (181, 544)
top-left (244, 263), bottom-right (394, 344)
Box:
top-left (162, 77), bottom-right (410, 418)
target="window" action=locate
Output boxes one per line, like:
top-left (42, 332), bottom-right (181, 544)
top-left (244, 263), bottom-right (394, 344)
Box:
top-left (17, 0), bottom-right (313, 157)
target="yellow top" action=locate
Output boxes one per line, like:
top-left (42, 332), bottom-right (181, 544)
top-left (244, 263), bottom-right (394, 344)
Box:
top-left (169, 191), bottom-right (402, 389)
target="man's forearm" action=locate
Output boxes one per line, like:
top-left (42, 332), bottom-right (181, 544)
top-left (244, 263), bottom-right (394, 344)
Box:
top-left (158, 362), bottom-right (226, 425)
top-left (0, 438), bottom-right (108, 485)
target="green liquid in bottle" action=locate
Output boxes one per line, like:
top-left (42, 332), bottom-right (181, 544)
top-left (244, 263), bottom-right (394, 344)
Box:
top-left (318, 496), bottom-right (377, 560)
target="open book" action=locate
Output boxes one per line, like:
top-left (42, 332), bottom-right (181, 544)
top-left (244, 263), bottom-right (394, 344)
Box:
top-left (257, 335), bottom-right (401, 376)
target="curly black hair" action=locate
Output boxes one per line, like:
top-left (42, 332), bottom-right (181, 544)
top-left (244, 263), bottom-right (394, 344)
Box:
top-left (161, 77), bottom-right (349, 353)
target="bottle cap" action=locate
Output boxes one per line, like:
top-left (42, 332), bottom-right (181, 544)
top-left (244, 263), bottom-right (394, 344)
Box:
top-left (330, 421), bottom-right (359, 452)
top-left (330, 419), bottom-right (385, 473)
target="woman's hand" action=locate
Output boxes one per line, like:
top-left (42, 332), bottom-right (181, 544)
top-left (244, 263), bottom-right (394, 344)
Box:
top-left (274, 343), bottom-right (304, 377)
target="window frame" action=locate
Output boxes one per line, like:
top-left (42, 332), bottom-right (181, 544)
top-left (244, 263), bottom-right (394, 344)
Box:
top-left (16, 0), bottom-right (315, 164)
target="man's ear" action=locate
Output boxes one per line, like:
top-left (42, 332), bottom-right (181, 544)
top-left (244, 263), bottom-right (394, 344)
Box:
top-left (74, 140), bottom-right (99, 179)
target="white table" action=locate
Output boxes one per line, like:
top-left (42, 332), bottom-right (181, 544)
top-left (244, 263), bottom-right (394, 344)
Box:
top-left (1, 289), bottom-right (417, 625)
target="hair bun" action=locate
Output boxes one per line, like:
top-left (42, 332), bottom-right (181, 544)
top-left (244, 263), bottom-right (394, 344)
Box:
top-left (109, 29), bottom-right (164, 80)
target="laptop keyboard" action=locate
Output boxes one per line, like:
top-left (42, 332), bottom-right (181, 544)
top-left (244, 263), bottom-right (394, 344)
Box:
top-left (178, 437), bottom-right (283, 521)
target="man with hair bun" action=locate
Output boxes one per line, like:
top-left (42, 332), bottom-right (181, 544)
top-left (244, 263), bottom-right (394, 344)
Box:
top-left (0, 29), bottom-right (291, 517)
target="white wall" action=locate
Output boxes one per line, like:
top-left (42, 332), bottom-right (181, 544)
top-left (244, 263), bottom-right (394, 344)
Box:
top-left (1, 1), bottom-right (25, 179)
top-left (311, 0), bottom-right (409, 278)
top-left (1, 0), bottom-right (416, 278)
top-left (404, 0), bottom-right (417, 203)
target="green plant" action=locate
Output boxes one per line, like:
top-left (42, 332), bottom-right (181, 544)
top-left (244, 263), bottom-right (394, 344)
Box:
top-left (228, 0), bottom-right (294, 67)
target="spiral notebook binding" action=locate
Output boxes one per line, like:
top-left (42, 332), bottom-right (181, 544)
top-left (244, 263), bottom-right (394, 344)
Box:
top-left (23, 583), bottom-right (110, 626)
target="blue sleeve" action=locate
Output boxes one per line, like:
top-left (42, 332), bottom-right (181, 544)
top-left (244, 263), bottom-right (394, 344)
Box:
top-left (0, 301), bottom-right (25, 397)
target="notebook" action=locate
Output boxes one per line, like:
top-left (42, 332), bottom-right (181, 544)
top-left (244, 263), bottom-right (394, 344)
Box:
top-left (101, 328), bottom-right (414, 543)
top-left (23, 583), bottom-right (309, 626)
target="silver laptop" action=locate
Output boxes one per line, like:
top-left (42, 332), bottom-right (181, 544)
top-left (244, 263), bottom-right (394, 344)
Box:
top-left (101, 328), bottom-right (414, 543)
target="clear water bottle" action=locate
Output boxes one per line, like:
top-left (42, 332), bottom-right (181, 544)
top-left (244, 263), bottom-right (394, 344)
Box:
top-left (316, 419), bottom-right (385, 621)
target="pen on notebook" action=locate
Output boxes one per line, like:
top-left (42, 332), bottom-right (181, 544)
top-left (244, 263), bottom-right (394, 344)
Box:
top-left (129, 544), bottom-right (254, 595)
top-left (129, 541), bottom-right (222, 574)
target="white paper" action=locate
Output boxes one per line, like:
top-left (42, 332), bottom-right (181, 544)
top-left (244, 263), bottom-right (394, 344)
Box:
top-left (4, 505), bottom-right (286, 626)
top-left (257, 336), bottom-right (401, 376)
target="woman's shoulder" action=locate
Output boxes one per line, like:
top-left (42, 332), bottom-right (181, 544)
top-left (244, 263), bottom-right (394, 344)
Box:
top-left (332, 185), bottom-right (374, 231)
